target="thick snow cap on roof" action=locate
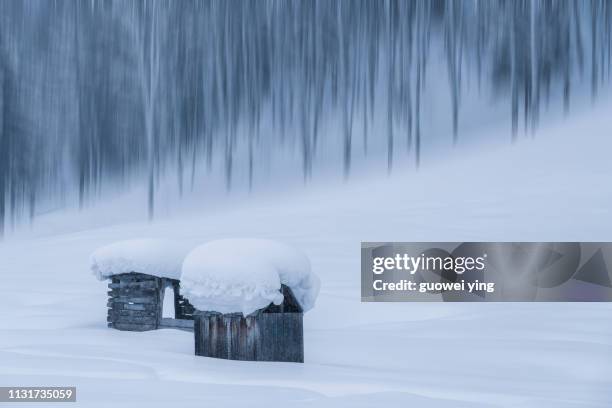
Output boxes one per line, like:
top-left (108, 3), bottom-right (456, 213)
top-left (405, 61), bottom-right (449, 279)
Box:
top-left (90, 239), bottom-right (191, 281)
top-left (180, 239), bottom-right (320, 316)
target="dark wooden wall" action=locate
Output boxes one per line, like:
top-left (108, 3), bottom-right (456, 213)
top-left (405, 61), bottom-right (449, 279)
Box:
top-left (193, 286), bottom-right (304, 363)
top-left (107, 273), bottom-right (163, 331)
top-left (194, 312), bottom-right (304, 362)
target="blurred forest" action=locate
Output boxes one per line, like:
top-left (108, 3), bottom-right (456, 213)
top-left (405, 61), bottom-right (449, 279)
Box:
top-left (0, 0), bottom-right (611, 234)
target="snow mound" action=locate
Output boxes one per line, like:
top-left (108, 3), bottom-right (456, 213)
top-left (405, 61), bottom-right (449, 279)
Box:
top-left (90, 239), bottom-right (191, 280)
top-left (180, 239), bottom-right (320, 316)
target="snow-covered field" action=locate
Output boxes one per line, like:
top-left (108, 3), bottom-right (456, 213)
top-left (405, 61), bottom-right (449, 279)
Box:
top-left (1, 102), bottom-right (612, 407)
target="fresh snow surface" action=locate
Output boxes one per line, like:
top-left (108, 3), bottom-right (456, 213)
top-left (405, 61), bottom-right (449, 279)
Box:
top-left (180, 239), bottom-right (320, 315)
top-left (2, 100), bottom-right (612, 407)
top-left (90, 239), bottom-right (192, 280)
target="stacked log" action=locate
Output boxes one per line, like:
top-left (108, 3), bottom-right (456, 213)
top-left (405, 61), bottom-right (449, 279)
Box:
top-left (107, 273), bottom-right (162, 331)
top-left (172, 280), bottom-right (195, 320)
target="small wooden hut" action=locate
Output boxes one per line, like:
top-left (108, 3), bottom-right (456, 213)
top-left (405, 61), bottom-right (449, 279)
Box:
top-left (193, 285), bottom-right (304, 362)
top-left (107, 272), bottom-right (195, 331)
top-left (91, 239), bottom-right (195, 332)
top-left (181, 238), bottom-right (320, 363)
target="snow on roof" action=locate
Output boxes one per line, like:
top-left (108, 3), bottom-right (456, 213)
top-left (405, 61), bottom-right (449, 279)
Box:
top-left (90, 239), bottom-right (191, 281)
top-left (180, 239), bottom-right (320, 316)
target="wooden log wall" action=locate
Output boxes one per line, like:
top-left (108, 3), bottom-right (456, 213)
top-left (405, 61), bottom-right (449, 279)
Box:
top-left (107, 273), bottom-right (162, 331)
top-left (171, 280), bottom-right (195, 320)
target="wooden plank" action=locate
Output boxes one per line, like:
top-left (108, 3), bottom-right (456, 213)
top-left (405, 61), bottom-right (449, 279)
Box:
top-left (121, 317), bottom-right (158, 325)
top-left (193, 312), bottom-right (303, 362)
top-left (159, 318), bottom-right (194, 330)
top-left (111, 296), bottom-right (157, 304)
top-left (114, 273), bottom-right (158, 282)
top-left (111, 309), bottom-right (156, 317)
top-left (194, 315), bottom-right (202, 355)
top-left (108, 281), bottom-right (159, 290)
top-left (108, 314), bottom-right (158, 324)
top-left (123, 303), bottom-right (147, 311)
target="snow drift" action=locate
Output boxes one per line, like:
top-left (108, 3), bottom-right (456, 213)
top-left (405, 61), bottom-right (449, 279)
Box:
top-left (180, 239), bottom-right (320, 316)
top-left (90, 239), bottom-right (192, 280)
top-left (2, 98), bottom-right (612, 407)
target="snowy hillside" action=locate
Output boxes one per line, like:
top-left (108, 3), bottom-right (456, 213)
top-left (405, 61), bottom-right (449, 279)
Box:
top-left (1, 100), bottom-right (612, 407)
